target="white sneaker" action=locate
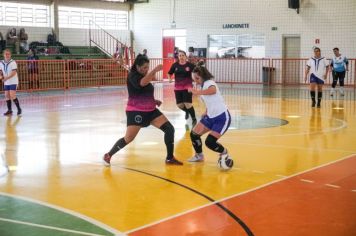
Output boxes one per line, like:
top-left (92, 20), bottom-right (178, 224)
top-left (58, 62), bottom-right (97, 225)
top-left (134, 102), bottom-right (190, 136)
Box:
top-left (339, 87), bottom-right (345, 96)
top-left (220, 149), bottom-right (228, 157)
top-left (188, 153), bottom-right (204, 162)
top-left (330, 88), bottom-right (335, 96)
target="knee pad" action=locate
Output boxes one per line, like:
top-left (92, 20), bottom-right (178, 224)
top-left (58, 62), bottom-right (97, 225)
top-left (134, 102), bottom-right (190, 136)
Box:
top-left (205, 134), bottom-right (219, 151)
top-left (190, 131), bottom-right (202, 145)
top-left (205, 134), bottom-right (225, 153)
top-left (160, 122), bottom-right (175, 143)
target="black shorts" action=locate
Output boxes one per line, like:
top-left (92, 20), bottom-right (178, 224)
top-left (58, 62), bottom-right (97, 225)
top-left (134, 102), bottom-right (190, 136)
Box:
top-left (174, 90), bottom-right (192, 104)
top-left (332, 71), bottom-right (346, 80)
top-left (126, 109), bottom-right (163, 127)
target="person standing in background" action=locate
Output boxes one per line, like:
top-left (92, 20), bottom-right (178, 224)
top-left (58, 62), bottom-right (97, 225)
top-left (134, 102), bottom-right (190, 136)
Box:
top-left (304, 47), bottom-right (329, 108)
top-left (167, 50), bottom-right (197, 127)
top-left (142, 49), bottom-right (148, 58)
top-left (0, 32), bottom-right (6, 53)
top-left (6, 28), bottom-right (19, 54)
top-left (0, 49), bottom-right (22, 116)
top-left (27, 49), bottom-right (40, 89)
top-left (19, 28), bottom-right (29, 53)
top-left (188, 47), bottom-right (198, 64)
top-left (174, 47), bottom-right (179, 62)
top-left (330, 48), bottom-right (348, 96)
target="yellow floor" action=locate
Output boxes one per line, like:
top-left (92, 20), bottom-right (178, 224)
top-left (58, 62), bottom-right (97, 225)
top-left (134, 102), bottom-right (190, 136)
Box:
top-left (0, 85), bottom-right (355, 233)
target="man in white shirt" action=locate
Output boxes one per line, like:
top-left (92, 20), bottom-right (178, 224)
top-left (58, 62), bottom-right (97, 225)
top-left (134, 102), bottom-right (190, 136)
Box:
top-left (304, 47), bottom-right (329, 108)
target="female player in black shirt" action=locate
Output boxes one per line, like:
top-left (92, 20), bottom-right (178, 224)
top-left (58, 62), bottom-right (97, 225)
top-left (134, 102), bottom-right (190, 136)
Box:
top-left (167, 50), bottom-right (197, 127)
top-left (103, 54), bottom-right (183, 166)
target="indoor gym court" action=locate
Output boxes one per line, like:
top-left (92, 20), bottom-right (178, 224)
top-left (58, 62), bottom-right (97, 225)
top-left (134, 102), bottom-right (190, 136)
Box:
top-left (1, 84), bottom-right (356, 235)
top-left (1, 0), bottom-right (356, 235)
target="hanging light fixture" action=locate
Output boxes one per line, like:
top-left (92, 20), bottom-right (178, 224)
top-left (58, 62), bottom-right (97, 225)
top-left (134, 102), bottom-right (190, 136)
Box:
top-left (171, 0), bottom-right (176, 28)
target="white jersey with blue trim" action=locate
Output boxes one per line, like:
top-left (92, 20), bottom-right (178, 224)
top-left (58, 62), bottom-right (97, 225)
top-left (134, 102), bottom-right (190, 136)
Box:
top-left (200, 80), bottom-right (228, 118)
top-left (331, 55), bottom-right (348, 72)
top-left (0, 59), bottom-right (18, 85)
top-left (306, 57), bottom-right (329, 81)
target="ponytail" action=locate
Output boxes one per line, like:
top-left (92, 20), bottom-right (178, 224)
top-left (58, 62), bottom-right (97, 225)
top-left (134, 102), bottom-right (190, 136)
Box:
top-left (193, 64), bottom-right (214, 81)
top-left (131, 54), bottom-right (149, 72)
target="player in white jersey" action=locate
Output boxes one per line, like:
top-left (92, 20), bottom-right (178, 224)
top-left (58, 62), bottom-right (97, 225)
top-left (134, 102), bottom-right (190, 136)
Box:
top-left (330, 47), bottom-right (348, 96)
top-left (0, 49), bottom-right (22, 116)
top-left (187, 64), bottom-right (231, 162)
top-left (304, 47), bottom-right (329, 108)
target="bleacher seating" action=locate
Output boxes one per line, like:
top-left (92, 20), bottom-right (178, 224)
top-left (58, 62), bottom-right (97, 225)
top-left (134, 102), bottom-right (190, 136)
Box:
top-left (3, 45), bottom-right (108, 60)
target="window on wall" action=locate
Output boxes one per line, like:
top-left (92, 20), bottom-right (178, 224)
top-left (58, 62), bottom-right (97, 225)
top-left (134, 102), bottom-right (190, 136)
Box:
top-left (208, 34), bottom-right (265, 58)
top-left (0, 2), bottom-right (50, 27)
top-left (58, 7), bottom-right (128, 30)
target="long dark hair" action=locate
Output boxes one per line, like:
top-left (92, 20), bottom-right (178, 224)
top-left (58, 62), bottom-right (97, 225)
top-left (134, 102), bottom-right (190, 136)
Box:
top-left (178, 50), bottom-right (187, 56)
top-left (131, 54), bottom-right (149, 72)
top-left (192, 62), bottom-right (214, 82)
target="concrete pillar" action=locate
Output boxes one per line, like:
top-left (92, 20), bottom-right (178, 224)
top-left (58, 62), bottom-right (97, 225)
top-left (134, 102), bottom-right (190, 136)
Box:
top-left (51, 0), bottom-right (59, 39)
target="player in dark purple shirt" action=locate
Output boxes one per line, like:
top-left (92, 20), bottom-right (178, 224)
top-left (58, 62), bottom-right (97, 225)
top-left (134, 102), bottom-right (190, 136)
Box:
top-left (167, 50), bottom-right (197, 127)
top-left (103, 54), bottom-right (183, 166)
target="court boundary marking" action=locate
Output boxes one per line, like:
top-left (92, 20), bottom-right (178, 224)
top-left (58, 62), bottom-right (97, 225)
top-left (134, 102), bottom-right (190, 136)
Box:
top-left (0, 217), bottom-right (110, 236)
top-left (1, 87), bottom-right (354, 235)
top-left (224, 107), bottom-right (348, 138)
top-left (0, 192), bottom-right (124, 236)
top-left (124, 153), bottom-right (356, 234)
top-left (2, 151), bottom-right (354, 235)
top-left (0, 154), bottom-right (8, 178)
top-left (121, 166), bottom-right (254, 236)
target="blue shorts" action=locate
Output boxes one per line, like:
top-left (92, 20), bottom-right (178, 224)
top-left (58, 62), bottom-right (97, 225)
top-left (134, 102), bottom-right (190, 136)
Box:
top-left (4, 84), bottom-right (17, 91)
top-left (200, 110), bottom-right (231, 135)
top-left (310, 74), bottom-right (325, 85)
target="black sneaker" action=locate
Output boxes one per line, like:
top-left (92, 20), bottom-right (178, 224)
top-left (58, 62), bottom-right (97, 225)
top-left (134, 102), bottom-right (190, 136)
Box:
top-left (3, 110), bottom-right (13, 116)
top-left (185, 124), bottom-right (190, 131)
top-left (165, 157), bottom-right (183, 165)
top-left (312, 101), bottom-right (316, 107)
top-left (103, 153), bottom-right (112, 167)
top-left (317, 104), bottom-right (321, 108)
top-left (17, 108), bottom-right (22, 116)
top-left (185, 112), bottom-right (189, 120)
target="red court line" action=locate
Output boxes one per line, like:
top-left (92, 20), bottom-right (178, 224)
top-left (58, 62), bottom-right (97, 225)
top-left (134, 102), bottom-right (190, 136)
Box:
top-left (128, 155), bottom-right (356, 236)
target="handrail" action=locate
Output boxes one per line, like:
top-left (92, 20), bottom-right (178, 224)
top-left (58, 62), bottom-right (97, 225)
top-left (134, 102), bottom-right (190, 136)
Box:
top-left (89, 20), bottom-right (134, 70)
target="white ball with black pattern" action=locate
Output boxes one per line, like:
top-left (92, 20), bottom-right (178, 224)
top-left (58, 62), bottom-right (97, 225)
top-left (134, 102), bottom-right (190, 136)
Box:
top-left (217, 153), bottom-right (234, 170)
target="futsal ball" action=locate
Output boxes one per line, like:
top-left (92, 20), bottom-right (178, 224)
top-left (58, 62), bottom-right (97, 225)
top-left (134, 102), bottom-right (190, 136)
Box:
top-left (218, 153), bottom-right (234, 170)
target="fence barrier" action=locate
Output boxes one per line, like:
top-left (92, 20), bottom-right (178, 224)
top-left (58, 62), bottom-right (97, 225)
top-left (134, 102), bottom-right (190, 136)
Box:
top-left (1, 58), bottom-right (355, 92)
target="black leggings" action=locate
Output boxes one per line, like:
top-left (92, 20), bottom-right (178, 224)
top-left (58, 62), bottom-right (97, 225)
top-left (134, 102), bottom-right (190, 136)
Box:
top-left (332, 71), bottom-right (346, 88)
